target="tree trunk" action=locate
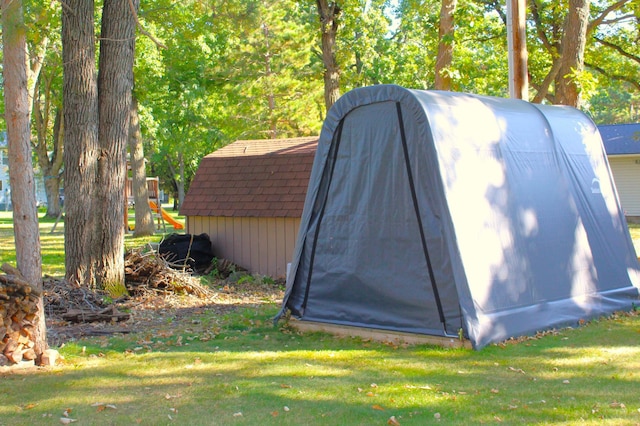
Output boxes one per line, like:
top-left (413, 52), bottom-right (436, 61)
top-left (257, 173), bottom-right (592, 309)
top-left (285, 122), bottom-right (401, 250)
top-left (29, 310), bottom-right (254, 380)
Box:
top-left (316, 0), bottom-right (341, 112)
top-left (129, 95), bottom-right (155, 237)
top-left (95, 0), bottom-right (139, 294)
top-left (555, 0), bottom-right (591, 107)
top-left (177, 152), bottom-right (185, 208)
top-left (62, 0), bottom-right (99, 287)
top-left (434, 0), bottom-right (457, 90)
top-left (1, 0), bottom-right (47, 363)
top-left (34, 100), bottom-right (64, 218)
top-left (30, 14), bottom-right (62, 218)
top-left (167, 152), bottom-right (185, 209)
top-left (262, 23), bottom-right (277, 138)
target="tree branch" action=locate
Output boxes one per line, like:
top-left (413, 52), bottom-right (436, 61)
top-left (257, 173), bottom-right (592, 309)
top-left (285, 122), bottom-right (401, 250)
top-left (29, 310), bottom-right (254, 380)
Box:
top-left (598, 14), bottom-right (636, 26)
top-left (529, 0), bottom-right (555, 53)
top-left (128, 0), bottom-right (167, 50)
top-left (531, 58), bottom-right (562, 104)
top-left (587, 0), bottom-right (630, 34)
top-left (586, 61), bottom-right (640, 92)
top-left (594, 36), bottom-right (640, 65)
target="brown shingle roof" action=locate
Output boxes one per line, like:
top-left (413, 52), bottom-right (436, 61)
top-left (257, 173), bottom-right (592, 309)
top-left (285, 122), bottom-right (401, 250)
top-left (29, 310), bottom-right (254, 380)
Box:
top-left (181, 137), bottom-right (318, 217)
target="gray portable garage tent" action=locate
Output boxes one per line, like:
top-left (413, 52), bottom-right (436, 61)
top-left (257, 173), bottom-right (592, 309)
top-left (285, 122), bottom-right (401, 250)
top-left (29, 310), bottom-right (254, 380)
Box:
top-left (277, 85), bottom-right (640, 349)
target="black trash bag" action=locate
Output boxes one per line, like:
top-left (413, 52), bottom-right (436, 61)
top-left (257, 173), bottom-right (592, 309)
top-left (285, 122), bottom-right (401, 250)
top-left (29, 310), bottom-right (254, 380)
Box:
top-left (158, 233), bottom-right (214, 274)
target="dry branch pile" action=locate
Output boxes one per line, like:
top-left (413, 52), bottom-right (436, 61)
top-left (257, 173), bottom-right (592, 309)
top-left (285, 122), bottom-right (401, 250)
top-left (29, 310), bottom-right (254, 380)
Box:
top-left (124, 248), bottom-right (211, 298)
top-left (0, 265), bottom-right (42, 365)
top-left (44, 277), bottom-right (109, 316)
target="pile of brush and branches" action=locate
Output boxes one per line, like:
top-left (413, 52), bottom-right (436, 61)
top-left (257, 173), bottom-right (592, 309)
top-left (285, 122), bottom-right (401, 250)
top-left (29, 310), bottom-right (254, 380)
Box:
top-left (124, 248), bottom-right (211, 298)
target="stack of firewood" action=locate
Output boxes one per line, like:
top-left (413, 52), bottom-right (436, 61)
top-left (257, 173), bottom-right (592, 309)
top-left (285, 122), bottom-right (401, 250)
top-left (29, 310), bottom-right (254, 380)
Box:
top-left (0, 265), bottom-right (41, 365)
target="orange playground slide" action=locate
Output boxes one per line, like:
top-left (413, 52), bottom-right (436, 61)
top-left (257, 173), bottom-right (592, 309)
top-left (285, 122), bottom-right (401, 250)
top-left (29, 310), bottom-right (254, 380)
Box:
top-left (148, 201), bottom-right (185, 230)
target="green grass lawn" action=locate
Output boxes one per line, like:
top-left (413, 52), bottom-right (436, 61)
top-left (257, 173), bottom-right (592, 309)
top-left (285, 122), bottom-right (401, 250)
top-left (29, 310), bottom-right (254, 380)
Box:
top-left (1, 307), bottom-right (639, 425)
top-left (0, 208), bottom-right (184, 277)
top-left (0, 211), bottom-right (639, 425)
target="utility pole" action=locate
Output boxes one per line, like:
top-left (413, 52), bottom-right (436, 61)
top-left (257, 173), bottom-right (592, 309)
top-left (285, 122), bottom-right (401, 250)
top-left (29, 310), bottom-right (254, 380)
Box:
top-left (506, 0), bottom-right (528, 100)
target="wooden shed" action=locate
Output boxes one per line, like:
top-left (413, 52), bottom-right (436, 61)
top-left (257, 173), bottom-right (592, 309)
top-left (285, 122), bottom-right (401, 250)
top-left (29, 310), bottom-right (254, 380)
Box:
top-left (180, 137), bottom-right (318, 278)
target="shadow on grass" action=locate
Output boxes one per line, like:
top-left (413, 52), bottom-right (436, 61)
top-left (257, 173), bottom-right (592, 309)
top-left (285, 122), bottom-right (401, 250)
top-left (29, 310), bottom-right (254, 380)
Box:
top-left (4, 305), bottom-right (637, 425)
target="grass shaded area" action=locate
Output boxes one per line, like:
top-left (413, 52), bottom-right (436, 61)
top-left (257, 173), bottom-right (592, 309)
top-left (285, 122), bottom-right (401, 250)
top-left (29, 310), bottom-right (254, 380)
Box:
top-left (1, 306), bottom-right (639, 425)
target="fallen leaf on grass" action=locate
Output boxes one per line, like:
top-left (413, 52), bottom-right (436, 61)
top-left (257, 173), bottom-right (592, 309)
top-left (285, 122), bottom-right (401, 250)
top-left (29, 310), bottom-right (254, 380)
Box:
top-left (508, 366), bottom-right (525, 374)
top-left (372, 405), bottom-right (385, 411)
top-left (283, 406), bottom-right (290, 412)
top-left (233, 412), bottom-right (243, 417)
top-left (491, 389), bottom-right (500, 394)
top-left (609, 401), bottom-right (626, 409)
top-left (387, 415), bottom-right (401, 425)
top-left (91, 402), bottom-right (117, 412)
top-left (59, 418), bottom-right (77, 425)
top-left (165, 393), bottom-right (182, 400)
top-left (280, 384), bottom-right (292, 388)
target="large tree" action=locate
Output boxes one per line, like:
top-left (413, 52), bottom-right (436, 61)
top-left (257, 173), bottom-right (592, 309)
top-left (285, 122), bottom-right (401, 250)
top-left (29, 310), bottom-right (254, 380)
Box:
top-left (33, 78), bottom-right (64, 219)
top-left (62, 0), bottom-right (138, 291)
top-left (435, 0), bottom-right (457, 90)
top-left (2, 0), bottom-right (47, 362)
top-left (61, 0), bottom-right (99, 287)
top-left (553, 0), bottom-right (591, 106)
top-left (526, 0), bottom-right (636, 107)
top-left (128, 95), bottom-right (155, 237)
top-left (30, 0), bottom-right (64, 218)
top-left (316, 0), bottom-right (341, 111)
top-left (94, 0), bottom-right (139, 292)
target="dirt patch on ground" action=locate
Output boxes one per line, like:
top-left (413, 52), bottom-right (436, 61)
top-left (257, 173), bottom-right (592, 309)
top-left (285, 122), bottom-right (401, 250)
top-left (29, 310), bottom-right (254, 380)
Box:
top-left (44, 276), bottom-right (285, 347)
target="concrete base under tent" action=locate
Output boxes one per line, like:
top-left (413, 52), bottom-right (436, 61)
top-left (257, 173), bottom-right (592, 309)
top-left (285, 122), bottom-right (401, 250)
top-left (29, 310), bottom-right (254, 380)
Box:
top-left (277, 85), bottom-right (640, 349)
top-left (289, 319), bottom-right (472, 349)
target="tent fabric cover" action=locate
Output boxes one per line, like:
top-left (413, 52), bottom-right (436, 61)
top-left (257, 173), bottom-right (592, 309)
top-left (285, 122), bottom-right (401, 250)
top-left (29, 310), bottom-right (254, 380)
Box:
top-left (278, 85), bottom-right (640, 349)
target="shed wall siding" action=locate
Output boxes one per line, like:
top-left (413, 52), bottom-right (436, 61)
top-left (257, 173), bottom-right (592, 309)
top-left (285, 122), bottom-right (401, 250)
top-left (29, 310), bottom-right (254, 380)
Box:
top-left (186, 216), bottom-right (300, 277)
top-left (609, 156), bottom-right (640, 216)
